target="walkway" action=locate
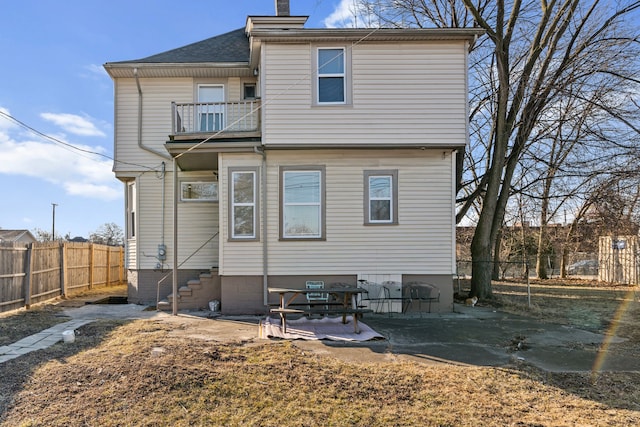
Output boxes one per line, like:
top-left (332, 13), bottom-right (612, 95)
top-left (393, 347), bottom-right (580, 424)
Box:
top-left (0, 303), bottom-right (160, 364)
top-left (0, 319), bottom-right (92, 363)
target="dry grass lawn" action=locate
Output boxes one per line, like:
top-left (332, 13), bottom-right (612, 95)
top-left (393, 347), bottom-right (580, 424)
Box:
top-left (1, 280), bottom-right (639, 426)
top-left (0, 305), bottom-right (69, 347)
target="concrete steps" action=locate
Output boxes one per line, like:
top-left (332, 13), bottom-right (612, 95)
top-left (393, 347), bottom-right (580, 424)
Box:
top-left (158, 269), bottom-right (220, 311)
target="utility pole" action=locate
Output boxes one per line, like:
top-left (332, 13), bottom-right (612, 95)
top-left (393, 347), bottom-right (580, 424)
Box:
top-left (51, 203), bottom-right (58, 241)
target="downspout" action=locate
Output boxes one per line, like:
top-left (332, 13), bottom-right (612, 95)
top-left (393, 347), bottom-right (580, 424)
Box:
top-left (133, 68), bottom-right (171, 160)
top-left (134, 68), bottom-right (170, 268)
top-left (254, 146), bottom-right (268, 305)
top-left (161, 162), bottom-right (166, 250)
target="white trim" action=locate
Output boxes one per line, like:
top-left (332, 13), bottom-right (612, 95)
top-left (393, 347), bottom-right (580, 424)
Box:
top-left (316, 47), bottom-right (346, 105)
top-left (281, 168), bottom-right (324, 239)
top-left (230, 170), bottom-right (257, 239)
top-left (126, 181), bottom-right (137, 239)
top-left (180, 181), bottom-right (218, 202)
top-left (368, 175), bottom-right (393, 223)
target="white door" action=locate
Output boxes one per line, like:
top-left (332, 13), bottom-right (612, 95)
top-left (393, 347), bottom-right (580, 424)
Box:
top-left (198, 85), bottom-right (224, 131)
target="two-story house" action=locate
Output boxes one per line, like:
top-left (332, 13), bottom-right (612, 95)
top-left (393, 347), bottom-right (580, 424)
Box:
top-left (104, 1), bottom-right (479, 314)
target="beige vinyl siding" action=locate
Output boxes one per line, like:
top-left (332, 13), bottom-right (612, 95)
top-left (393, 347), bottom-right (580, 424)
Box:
top-left (113, 77), bottom-right (242, 174)
top-left (136, 172), bottom-right (169, 270)
top-left (135, 171), bottom-right (219, 270)
top-left (113, 78), bottom-right (192, 172)
top-left (262, 42), bottom-right (467, 147)
top-left (221, 149), bottom-right (455, 276)
top-left (126, 239), bottom-right (137, 269)
top-left (218, 153), bottom-right (265, 276)
top-left (263, 44), bottom-right (311, 108)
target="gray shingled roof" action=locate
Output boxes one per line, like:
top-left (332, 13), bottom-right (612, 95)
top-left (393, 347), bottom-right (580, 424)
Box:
top-left (117, 28), bottom-right (249, 64)
top-left (0, 229), bottom-right (36, 243)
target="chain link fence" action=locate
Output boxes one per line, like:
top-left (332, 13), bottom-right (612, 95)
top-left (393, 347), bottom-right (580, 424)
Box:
top-left (456, 254), bottom-right (599, 281)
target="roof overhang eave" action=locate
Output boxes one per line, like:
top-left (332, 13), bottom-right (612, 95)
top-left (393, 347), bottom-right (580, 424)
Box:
top-left (165, 140), bottom-right (261, 171)
top-left (249, 28), bottom-right (484, 43)
top-left (165, 140), bottom-right (261, 155)
top-left (103, 62), bottom-right (251, 78)
top-left (263, 142), bottom-right (467, 150)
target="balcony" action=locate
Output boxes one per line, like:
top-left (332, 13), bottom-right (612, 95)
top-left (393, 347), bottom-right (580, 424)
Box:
top-left (171, 101), bottom-right (261, 140)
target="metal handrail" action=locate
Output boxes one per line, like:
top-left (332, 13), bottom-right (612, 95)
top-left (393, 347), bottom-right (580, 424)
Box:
top-left (155, 231), bottom-right (219, 309)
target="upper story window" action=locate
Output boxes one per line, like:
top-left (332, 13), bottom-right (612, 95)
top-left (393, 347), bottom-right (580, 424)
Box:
top-left (243, 83), bottom-right (256, 100)
top-left (280, 166), bottom-right (326, 240)
top-left (364, 170), bottom-right (398, 225)
top-left (317, 48), bottom-right (347, 104)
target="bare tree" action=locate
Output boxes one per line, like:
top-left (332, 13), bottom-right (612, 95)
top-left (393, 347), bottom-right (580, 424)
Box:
top-left (89, 223), bottom-right (124, 246)
top-left (358, 0), bottom-right (640, 297)
top-left (32, 228), bottom-right (54, 242)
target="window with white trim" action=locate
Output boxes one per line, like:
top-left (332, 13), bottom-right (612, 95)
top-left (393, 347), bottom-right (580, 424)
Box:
top-left (243, 83), bottom-right (256, 100)
top-left (229, 168), bottom-right (258, 240)
top-left (317, 48), bottom-right (345, 104)
top-left (127, 182), bottom-right (136, 238)
top-left (280, 166), bottom-right (325, 239)
top-left (180, 181), bottom-right (218, 202)
top-left (364, 170), bottom-right (398, 225)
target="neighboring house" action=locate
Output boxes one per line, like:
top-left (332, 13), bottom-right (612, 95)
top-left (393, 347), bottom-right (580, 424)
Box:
top-left (0, 229), bottom-right (37, 244)
top-left (104, 1), bottom-right (479, 314)
top-left (69, 236), bottom-right (89, 243)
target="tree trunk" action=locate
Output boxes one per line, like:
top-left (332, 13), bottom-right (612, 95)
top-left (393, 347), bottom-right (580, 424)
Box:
top-left (536, 225), bottom-right (548, 279)
top-left (492, 227), bottom-right (503, 280)
top-left (536, 194), bottom-right (550, 279)
top-left (470, 241), bottom-right (494, 299)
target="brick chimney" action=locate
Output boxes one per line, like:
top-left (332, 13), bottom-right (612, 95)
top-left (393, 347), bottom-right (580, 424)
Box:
top-left (275, 0), bottom-right (290, 16)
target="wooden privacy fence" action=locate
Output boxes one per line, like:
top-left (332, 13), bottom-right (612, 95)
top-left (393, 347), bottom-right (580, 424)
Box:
top-left (0, 242), bottom-right (125, 313)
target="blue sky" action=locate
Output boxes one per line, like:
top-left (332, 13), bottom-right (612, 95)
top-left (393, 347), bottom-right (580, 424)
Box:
top-left (0, 0), bottom-right (359, 239)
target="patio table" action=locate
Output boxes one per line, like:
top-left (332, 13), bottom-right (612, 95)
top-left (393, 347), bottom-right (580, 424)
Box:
top-left (267, 286), bottom-right (370, 333)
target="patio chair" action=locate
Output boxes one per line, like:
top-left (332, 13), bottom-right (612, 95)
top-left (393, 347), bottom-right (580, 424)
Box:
top-left (405, 282), bottom-right (440, 316)
top-left (357, 280), bottom-right (388, 314)
top-left (381, 281), bottom-right (408, 316)
top-left (305, 281), bottom-right (329, 313)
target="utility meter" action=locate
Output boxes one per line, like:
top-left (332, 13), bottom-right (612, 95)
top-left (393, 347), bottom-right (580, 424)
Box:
top-left (157, 244), bottom-right (167, 261)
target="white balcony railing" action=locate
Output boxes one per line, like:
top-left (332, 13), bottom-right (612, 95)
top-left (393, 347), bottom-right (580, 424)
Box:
top-left (172, 101), bottom-right (261, 135)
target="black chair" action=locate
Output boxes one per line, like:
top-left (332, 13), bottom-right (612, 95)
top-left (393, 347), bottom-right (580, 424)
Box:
top-left (405, 282), bottom-right (440, 315)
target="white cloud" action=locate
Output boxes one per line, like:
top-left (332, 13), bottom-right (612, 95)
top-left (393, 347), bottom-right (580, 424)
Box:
top-left (64, 182), bottom-right (120, 200)
top-left (40, 112), bottom-right (106, 137)
top-left (0, 130), bottom-right (120, 201)
top-left (0, 107), bottom-right (19, 132)
top-left (324, 0), bottom-right (359, 28)
top-left (82, 63), bottom-right (109, 79)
